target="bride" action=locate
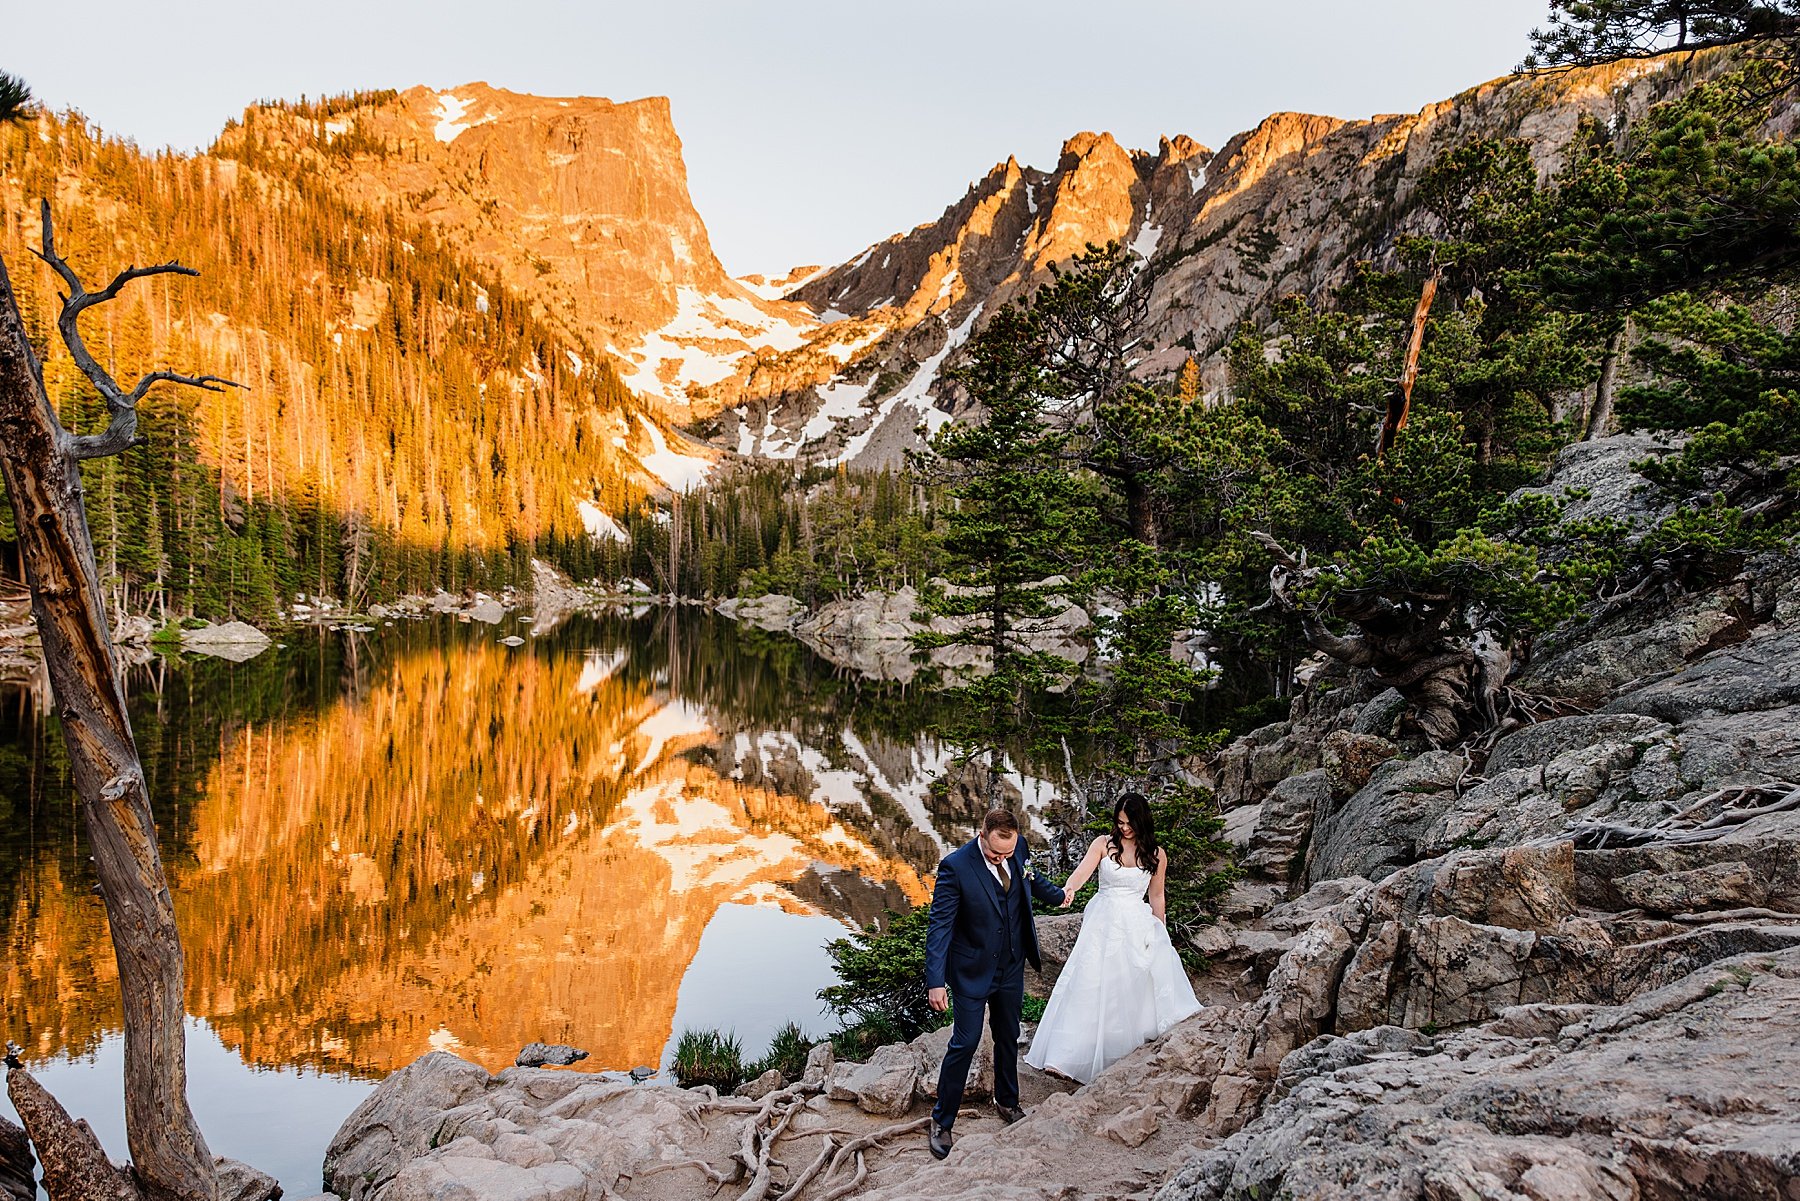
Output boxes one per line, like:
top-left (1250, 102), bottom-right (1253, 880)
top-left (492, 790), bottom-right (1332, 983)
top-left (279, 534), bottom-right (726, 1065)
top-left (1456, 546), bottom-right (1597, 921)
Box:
top-left (1025, 792), bottom-right (1202, 1083)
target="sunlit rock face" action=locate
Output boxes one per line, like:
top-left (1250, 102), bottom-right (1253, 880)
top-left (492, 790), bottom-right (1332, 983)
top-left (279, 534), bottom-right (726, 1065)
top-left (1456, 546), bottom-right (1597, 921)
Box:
top-left (0, 618), bottom-right (997, 1078)
top-left (721, 49), bottom-right (1735, 470)
top-left (232, 83), bottom-right (817, 434)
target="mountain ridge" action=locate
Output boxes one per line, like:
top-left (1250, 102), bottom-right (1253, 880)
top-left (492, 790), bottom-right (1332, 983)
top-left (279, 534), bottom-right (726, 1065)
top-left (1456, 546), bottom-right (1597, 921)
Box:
top-left (712, 50), bottom-right (1736, 470)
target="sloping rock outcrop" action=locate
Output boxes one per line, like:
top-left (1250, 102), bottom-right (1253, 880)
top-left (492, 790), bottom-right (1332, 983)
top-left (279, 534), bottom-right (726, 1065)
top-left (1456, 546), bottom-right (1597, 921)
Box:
top-left (1160, 948), bottom-right (1800, 1201)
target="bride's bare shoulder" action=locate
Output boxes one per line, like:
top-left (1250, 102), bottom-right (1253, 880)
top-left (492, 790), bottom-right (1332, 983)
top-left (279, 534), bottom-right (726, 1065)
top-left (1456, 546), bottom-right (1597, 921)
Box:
top-left (1088, 835), bottom-right (1110, 854)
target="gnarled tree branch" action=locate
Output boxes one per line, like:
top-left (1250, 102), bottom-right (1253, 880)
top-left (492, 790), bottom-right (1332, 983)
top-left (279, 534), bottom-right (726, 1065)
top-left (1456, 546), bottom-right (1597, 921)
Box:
top-left (32, 200), bottom-right (241, 463)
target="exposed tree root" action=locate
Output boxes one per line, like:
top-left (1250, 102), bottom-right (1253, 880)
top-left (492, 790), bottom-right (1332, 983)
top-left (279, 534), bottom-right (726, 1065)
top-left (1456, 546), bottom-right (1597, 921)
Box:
top-left (632, 1158), bottom-right (735, 1187)
top-left (1569, 782), bottom-right (1800, 848)
top-left (787, 1117), bottom-right (930, 1201)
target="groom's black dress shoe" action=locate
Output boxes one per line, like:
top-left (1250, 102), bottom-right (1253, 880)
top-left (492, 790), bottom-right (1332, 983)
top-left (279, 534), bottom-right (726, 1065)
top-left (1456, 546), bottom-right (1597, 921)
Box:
top-left (929, 1120), bottom-right (954, 1159)
top-left (995, 1103), bottom-right (1026, 1125)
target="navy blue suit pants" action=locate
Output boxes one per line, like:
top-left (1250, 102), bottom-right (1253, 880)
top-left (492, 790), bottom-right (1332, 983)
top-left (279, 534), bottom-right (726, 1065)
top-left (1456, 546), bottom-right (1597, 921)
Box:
top-left (932, 952), bottom-right (1023, 1130)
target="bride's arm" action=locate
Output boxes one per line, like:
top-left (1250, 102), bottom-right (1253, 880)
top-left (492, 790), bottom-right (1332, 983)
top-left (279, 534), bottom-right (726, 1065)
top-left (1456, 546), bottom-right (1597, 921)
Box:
top-left (1057, 836), bottom-right (1109, 904)
top-left (1149, 847), bottom-right (1169, 922)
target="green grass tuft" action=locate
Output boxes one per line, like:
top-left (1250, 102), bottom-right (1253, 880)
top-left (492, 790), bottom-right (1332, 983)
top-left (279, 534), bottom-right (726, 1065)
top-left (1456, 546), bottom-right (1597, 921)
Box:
top-left (671, 1028), bottom-right (744, 1093)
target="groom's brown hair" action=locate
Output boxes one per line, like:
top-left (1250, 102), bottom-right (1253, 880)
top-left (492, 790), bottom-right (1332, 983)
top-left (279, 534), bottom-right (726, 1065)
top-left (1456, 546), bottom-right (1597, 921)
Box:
top-left (982, 808), bottom-right (1020, 835)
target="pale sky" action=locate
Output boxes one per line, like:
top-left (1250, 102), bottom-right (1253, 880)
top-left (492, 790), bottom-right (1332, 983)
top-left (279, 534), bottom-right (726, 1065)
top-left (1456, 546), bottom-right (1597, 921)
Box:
top-left (10, 1), bottom-right (1550, 277)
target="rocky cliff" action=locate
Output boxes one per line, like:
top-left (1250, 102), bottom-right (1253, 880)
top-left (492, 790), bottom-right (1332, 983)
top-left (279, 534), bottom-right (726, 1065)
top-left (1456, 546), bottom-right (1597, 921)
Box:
top-left (711, 49), bottom-right (1737, 470)
top-left (231, 84), bottom-right (818, 433)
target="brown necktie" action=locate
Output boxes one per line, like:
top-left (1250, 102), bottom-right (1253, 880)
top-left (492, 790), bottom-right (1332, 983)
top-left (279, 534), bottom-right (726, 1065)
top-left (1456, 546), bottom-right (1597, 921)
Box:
top-left (998, 860), bottom-right (1011, 892)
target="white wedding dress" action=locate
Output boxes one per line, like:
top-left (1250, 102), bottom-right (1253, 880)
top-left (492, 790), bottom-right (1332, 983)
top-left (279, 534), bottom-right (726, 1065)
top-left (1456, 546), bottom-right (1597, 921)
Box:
top-left (1025, 855), bottom-right (1202, 1083)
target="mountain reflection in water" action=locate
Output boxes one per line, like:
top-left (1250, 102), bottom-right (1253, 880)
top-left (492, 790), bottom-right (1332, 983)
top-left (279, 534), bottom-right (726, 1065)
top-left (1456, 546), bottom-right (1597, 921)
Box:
top-left (0, 610), bottom-right (1027, 1082)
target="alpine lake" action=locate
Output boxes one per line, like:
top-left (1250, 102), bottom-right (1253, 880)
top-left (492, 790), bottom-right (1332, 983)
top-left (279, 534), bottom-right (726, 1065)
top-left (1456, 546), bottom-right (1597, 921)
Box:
top-left (0, 607), bottom-right (1050, 1195)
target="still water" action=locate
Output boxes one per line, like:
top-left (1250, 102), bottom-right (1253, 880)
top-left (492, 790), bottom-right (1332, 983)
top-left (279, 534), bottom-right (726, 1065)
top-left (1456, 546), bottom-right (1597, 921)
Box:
top-left (0, 609), bottom-right (1031, 1193)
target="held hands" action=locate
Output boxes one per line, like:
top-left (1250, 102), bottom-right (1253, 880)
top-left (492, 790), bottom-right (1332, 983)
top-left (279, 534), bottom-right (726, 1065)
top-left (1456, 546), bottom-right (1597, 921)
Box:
top-left (1058, 886), bottom-right (1074, 908)
top-left (928, 987), bottom-right (948, 1013)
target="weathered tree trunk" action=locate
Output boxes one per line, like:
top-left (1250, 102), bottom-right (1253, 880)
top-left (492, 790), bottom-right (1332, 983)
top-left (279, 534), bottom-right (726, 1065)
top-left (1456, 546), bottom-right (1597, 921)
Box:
top-left (0, 213), bottom-right (221, 1201)
top-left (1123, 475), bottom-right (1158, 548)
top-left (1377, 268), bottom-right (1441, 457)
top-left (1584, 323), bottom-right (1627, 441)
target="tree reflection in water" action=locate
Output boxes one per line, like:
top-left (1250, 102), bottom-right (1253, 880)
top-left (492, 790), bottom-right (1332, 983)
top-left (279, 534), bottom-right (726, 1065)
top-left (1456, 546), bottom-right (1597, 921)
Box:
top-left (0, 609), bottom-right (1010, 1077)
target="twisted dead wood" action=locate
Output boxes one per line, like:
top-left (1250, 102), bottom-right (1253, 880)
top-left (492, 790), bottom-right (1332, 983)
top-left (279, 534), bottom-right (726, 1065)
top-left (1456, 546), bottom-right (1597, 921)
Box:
top-left (0, 207), bottom-right (230, 1201)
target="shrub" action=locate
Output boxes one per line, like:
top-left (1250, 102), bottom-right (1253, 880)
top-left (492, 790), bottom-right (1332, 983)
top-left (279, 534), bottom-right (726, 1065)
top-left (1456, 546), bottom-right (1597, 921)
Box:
top-left (829, 1015), bottom-right (908, 1061)
top-left (819, 905), bottom-right (948, 1043)
top-left (746, 1021), bottom-right (813, 1081)
top-left (671, 1028), bottom-right (743, 1093)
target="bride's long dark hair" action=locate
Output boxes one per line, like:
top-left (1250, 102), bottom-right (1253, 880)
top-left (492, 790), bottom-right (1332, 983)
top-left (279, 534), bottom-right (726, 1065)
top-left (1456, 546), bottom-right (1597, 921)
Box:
top-left (1108, 792), bottom-right (1159, 867)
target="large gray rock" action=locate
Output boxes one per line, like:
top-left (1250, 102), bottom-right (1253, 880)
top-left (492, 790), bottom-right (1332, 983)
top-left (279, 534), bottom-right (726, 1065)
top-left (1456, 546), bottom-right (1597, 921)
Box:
top-left (325, 1052), bottom-right (492, 1200)
top-left (1304, 752), bottom-right (1464, 885)
top-left (1241, 769), bottom-right (1332, 884)
top-left (514, 1043), bottom-right (588, 1068)
top-left (180, 621), bottom-right (272, 662)
top-left (1157, 949), bottom-right (1800, 1201)
top-left (1212, 678), bottom-right (1371, 810)
top-left (1510, 432), bottom-right (1682, 527)
top-left (1603, 623), bottom-right (1800, 722)
top-left (714, 593), bottom-right (805, 632)
top-left (467, 598), bottom-right (506, 625)
top-left (215, 1158), bottom-right (281, 1201)
top-left (1319, 731), bottom-right (1399, 798)
top-left (1027, 912), bottom-right (1082, 993)
top-left (824, 1043), bottom-right (920, 1117)
top-left (1484, 712), bottom-right (1670, 777)
top-left (910, 1023), bottom-right (994, 1102)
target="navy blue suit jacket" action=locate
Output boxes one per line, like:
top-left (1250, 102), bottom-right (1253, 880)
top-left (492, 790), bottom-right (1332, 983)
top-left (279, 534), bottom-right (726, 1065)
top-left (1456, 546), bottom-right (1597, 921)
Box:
top-left (924, 838), bottom-right (1066, 998)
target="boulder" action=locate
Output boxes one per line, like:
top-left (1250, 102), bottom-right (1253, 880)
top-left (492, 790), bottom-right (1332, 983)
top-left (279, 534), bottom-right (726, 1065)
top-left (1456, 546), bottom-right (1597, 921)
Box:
top-left (468, 598), bottom-right (506, 625)
top-left (112, 614), bottom-right (156, 647)
top-left (215, 1158), bottom-right (281, 1201)
top-left (1212, 678), bottom-right (1370, 810)
top-left (800, 1041), bottom-right (834, 1089)
top-left (1349, 688), bottom-right (1407, 737)
top-left (325, 1052), bottom-right (492, 1201)
top-left (910, 1022), bottom-right (993, 1102)
top-left (1510, 432), bottom-right (1682, 527)
top-left (1241, 769), bottom-right (1332, 884)
top-left (715, 593), bottom-right (806, 632)
top-left (1028, 912), bottom-right (1082, 993)
top-left (514, 1043), bottom-right (587, 1068)
top-left (1157, 949), bottom-right (1800, 1201)
top-left (1319, 731), bottom-right (1399, 799)
top-left (180, 621), bottom-right (272, 662)
top-left (734, 1069), bottom-right (784, 1100)
top-left (824, 1043), bottom-right (920, 1117)
top-left (1304, 752), bottom-right (1464, 885)
top-left (1603, 622), bottom-right (1800, 723)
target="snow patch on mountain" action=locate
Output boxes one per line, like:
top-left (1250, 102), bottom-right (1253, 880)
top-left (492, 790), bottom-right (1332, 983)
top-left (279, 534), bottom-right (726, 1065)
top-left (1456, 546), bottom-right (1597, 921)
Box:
top-left (616, 285), bottom-right (817, 407)
top-left (826, 304), bottom-right (981, 466)
top-left (575, 499), bottom-right (626, 542)
top-left (636, 415), bottom-right (713, 493)
top-left (434, 93), bottom-right (494, 144)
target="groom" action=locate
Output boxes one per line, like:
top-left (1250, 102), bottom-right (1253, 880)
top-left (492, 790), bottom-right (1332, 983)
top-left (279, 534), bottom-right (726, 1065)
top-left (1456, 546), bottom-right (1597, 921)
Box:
top-left (923, 806), bottom-right (1067, 1160)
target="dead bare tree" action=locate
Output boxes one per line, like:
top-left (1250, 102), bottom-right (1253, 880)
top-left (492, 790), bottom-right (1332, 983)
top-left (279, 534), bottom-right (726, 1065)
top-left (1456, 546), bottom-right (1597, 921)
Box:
top-left (0, 202), bottom-right (236, 1201)
top-left (1375, 267), bottom-right (1442, 458)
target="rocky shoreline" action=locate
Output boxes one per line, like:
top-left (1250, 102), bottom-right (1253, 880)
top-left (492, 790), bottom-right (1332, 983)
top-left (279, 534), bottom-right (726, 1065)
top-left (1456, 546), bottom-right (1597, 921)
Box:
top-left (715, 580), bottom-right (1090, 683)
